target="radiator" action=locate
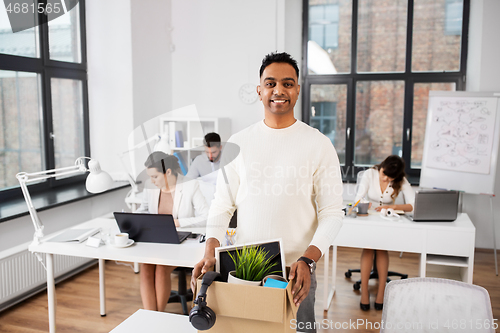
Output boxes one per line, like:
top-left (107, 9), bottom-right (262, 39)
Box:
top-left (0, 248), bottom-right (94, 311)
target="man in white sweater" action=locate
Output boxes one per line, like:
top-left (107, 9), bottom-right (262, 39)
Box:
top-left (191, 52), bottom-right (343, 332)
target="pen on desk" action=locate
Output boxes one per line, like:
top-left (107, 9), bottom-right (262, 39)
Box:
top-left (348, 199), bottom-right (361, 215)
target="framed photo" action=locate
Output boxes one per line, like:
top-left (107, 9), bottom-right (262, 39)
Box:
top-left (192, 137), bottom-right (204, 148)
top-left (215, 238), bottom-right (286, 282)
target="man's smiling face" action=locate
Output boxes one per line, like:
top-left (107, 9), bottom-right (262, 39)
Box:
top-left (257, 62), bottom-right (300, 118)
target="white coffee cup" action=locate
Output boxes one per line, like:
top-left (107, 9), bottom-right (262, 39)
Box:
top-left (114, 233), bottom-right (129, 246)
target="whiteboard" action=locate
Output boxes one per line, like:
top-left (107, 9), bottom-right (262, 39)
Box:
top-left (420, 91), bottom-right (500, 195)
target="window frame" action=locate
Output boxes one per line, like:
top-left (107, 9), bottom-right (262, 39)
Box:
top-left (0, 0), bottom-right (89, 201)
top-left (301, 0), bottom-right (470, 182)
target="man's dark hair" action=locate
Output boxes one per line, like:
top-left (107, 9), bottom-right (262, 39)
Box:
top-left (204, 132), bottom-right (221, 148)
top-left (259, 52), bottom-right (299, 79)
top-left (144, 151), bottom-right (181, 176)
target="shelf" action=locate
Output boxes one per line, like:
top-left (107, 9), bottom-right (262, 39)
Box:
top-left (171, 147), bottom-right (204, 151)
top-left (159, 117), bottom-right (231, 168)
top-left (426, 254), bottom-right (468, 267)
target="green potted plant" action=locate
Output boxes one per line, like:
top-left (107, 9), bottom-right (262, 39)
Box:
top-left (227, 245), bottom-right (282, 286)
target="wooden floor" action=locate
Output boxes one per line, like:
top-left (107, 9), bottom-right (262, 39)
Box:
top-left (0, 247), bottom-right (499, 332)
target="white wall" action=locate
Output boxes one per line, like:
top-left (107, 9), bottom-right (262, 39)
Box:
top-left (464, 0), bottom-right (500, 249)
top-left (131, 0), bottom-right (173, 127)
top-left (86, 0), bottom-right (134, 175)
top-left (170, 0), bottom-right (303, 133)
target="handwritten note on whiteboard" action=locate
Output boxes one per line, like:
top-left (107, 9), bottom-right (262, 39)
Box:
top-left (425, 97), bottom-right (498, 175)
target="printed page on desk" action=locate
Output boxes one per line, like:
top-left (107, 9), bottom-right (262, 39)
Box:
top-left (46, 228), bottom-right (100, 243)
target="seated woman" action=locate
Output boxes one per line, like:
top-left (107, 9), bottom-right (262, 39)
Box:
top-left (354, 155), bottom-right (415, 311)
top-left (135, 152), bottom-right (208, 311)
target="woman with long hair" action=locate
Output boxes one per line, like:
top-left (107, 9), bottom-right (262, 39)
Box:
top-left (354, 155), bottom-right (415, 311)
top-left (136, 152), bottom-right (208, 311)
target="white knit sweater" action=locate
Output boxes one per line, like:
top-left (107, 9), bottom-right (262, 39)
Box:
top-left (206, 120), bottom-right (344, 265)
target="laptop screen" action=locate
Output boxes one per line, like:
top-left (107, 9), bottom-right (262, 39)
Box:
top-left (409, 190), bottom-right (459, 222)
top-left (113, 212), bottom-right (191, 244)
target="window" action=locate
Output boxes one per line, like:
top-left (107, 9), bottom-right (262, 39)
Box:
top-left (0, 1), bottom-right (88, 198)
top-left (445, 0), bottom-right (463, 35)
top-left (309, 4), bottom-right (339, 50)
top-left (310, 84), bottom-right (347, 164)
top-left (303, 0), bottom-right (469, 180)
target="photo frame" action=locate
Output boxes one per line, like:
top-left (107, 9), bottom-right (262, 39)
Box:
top-left (215, 238), bottom-right (286, 282)
top-left (192, 137), bottom-right (204, 148)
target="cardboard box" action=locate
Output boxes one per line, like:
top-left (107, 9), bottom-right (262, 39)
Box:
top-left (194, 276), bottom-right (298, 333)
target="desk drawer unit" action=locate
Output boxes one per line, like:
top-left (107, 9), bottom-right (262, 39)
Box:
top-left (426, 229), bottom-right (475, 257)
top-left (334, 222), bottom-right (424, 253)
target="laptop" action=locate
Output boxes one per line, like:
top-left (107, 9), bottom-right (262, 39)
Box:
top-left (405, 190), bottom-right (459, 222)
top-left (113, 212), bottom-right (191, 244)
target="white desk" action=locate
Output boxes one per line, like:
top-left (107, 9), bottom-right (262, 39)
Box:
top-left (110, 309), bottom-right (196, 332)
top-left (322, 212), bottom-right (476, 310)
top-left (29, 216), bottom-right (205, 333)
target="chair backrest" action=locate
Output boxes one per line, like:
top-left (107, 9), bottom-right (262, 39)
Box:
top-left (381, 278), bottom-right (494, 333)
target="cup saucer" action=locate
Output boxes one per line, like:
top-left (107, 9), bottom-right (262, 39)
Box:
top-left (112, 239), bottom-right (134, 248)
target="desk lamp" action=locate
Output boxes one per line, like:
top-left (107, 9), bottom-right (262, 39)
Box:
top-left (16, 157), bottom-right (113, 245)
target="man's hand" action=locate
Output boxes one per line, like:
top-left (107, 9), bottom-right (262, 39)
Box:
top-left (288, 246), bottom-right (321, 307)
top-left (288, 261), bottom-right (311, 307)
top-left (190, 256), bottom-right (216, 291)
top-left (190, 238), bottom-right (220, 292)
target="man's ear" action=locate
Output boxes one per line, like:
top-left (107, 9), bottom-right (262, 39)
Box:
top-left (257, 85), bottom-right (262, 100)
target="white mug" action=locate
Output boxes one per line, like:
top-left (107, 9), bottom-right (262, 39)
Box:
top-left (114, 233), bottom-right (129, 246)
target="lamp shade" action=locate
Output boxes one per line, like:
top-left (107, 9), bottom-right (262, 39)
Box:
top-left (153, 134), bottom-right (171, 154)
top-left (85, 159), bottom-right (114, 193)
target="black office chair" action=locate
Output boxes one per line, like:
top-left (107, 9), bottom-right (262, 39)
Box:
top-left (169, 267), bottom-right (193, 315)
top-left (344, 251), bottom-right (408, 290)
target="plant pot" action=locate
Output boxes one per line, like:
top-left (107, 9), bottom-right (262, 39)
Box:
top-left (227, 271), bottom-right (262, 286)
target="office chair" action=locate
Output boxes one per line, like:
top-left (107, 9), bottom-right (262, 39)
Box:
top-left (345, 251), bottom-right (408, 290)
top-left (380, 278), bottom-right (494, 332)
top-left (344, 170), bottom-right (408, 290)
top-left (169, 267), bottom-right (193, 315)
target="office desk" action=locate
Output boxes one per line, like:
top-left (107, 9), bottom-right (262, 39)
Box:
top-left (322, 213), bottom-right (475, 311)
top-left (110, 309), bottom-right (196, 332)
top-left (29, 216), bottom-right (205, 333)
